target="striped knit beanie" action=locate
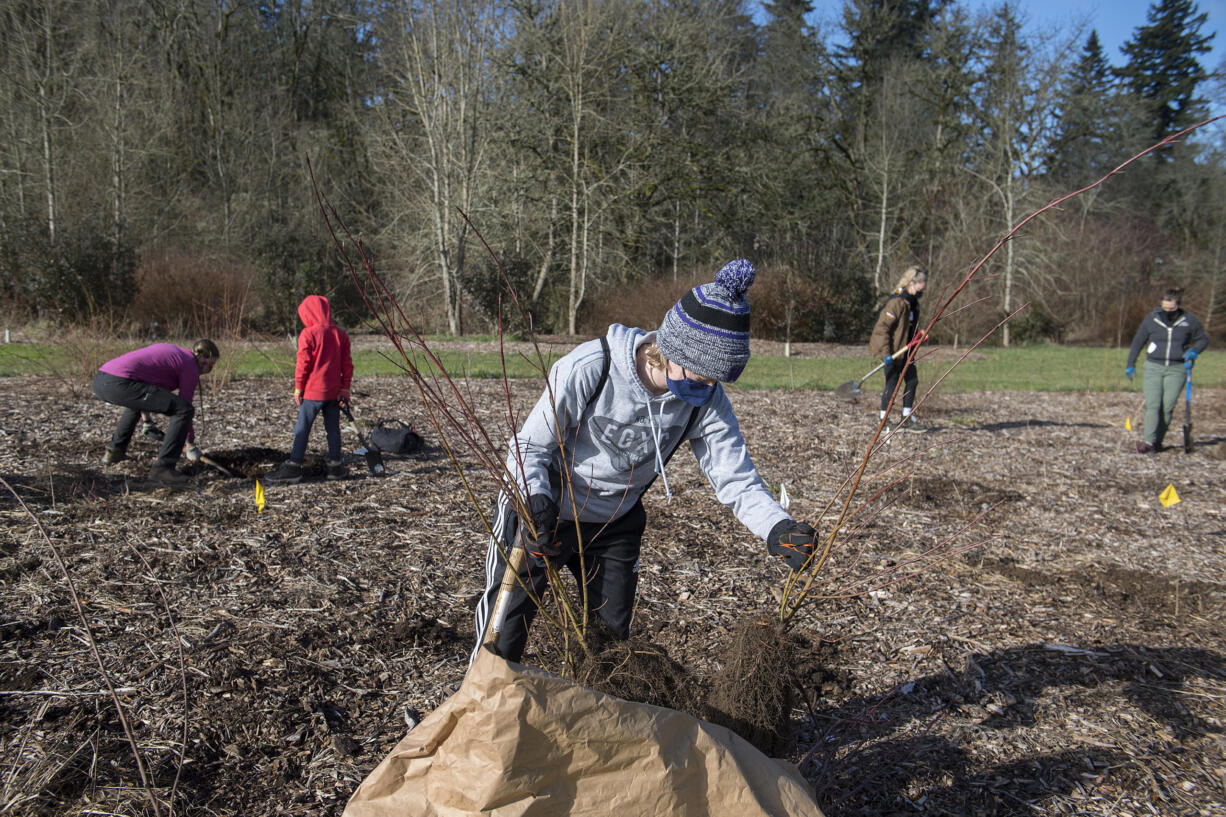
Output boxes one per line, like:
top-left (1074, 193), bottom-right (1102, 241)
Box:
top-left (656, 259), bottom-right (755, 383)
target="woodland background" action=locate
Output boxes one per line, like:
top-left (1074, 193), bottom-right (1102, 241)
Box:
top-left (1, 0), bottom-right (1224, 348)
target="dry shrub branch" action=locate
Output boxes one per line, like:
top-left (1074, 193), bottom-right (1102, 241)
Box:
top-left (307, 159), bottom-right (612, 668)
top-left (712, 117), bottom-right (1225, 755)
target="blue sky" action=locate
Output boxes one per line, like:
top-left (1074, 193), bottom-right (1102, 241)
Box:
top-left (784, 1), bottom-right (1224, 68)
top-left (967, 0), bottom-right (1224, 66)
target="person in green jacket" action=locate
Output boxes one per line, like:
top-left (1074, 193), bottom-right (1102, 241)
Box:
top-left (1125, 288), bottom-right (1208, 453)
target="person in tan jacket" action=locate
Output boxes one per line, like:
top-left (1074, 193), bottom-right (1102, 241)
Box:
top-left (869, 267), bottom-right (927, 432)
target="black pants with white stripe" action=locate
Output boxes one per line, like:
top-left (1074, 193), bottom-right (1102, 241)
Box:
top-left (472, 496), bottom-right (646, 664)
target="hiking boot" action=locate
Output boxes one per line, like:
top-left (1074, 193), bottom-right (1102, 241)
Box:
top-left (325, 459), bottom-right (348, 481)
top-left (264, 461), bottom-right (303, 485)
top-left (141, 422), bottom-right (165, 441)
top-left (1135, 441), bottom-right (1156, 454)
top-left (102, 446), bottom-right (128, 465)
top-left (149, 462), bottom-right (190, 486)
top-left (900, 417), bottom-right (928, 433)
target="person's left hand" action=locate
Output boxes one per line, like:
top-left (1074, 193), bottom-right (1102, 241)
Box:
top-left (1184, 349), bottom-right (1199, 366)
top-left (767, 519), bottom-right (818, 571)
top-left (338, 390), bottom-right (350, 411)
top-left (185, 444), bottom-right (202, 463)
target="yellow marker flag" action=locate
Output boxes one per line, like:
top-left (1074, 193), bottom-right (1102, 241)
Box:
top-left (1159, 484), bottom-right (1180, 508)
top-left (255, 479), bottom-right (266, 514)
top-left (1125, 416), bottom-right (1132, 431)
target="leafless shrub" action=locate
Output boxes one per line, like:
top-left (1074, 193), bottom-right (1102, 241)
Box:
top-left (130, 248), bottom-right (256, 340)
top-left (578, 272), bottom-right (701, 336)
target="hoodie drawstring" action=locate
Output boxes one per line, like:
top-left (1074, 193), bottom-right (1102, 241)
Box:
top-left (647, 399), bottom-right (673, 502)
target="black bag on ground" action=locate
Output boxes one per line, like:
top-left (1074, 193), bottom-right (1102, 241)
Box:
top-left (370, 418), bottom-right (422, 455)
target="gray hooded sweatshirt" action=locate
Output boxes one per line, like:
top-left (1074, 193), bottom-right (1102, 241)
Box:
top-left (504, 324), bottom-right (789, 541)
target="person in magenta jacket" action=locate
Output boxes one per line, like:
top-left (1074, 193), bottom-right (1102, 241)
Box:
top-left (264, 295), bottom-right (353, 484)
top-left (93, 339), bottom-right (220, 486)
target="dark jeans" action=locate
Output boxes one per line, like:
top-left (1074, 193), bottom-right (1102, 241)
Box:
top-left (881, 358), bottom-right (918, 412)
top-left (474, 497), bottom-right (647, 663)
top-left (93, 372), bottom-right (193, 467)
top-left (290, 399), bottom-right (341, 463)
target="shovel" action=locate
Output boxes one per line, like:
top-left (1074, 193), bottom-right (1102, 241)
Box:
top-left (836, 335), bottom-right (925, 398)
top-left (198, 453), bottom-right (235, 478)
top-left (341, 404), bottom-right (386, 475)
top-left (1183, 361), bottom-right (1193, 454)
top-left (836, 359), bottom-right (888, 398)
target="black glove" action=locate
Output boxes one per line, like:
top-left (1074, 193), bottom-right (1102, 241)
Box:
top-left (767, 519), bottom-right (817, 571)
top-left (520, 494), bottom-right (560, 559)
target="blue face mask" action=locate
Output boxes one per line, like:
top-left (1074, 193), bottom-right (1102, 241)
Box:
top-left (666, 375), bottom-right (716, 407)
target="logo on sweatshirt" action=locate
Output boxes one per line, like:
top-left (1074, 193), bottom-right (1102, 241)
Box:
top-left (589, 416), bottom-right (681, 472)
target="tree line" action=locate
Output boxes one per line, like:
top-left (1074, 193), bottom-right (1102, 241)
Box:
top-left (0, 0), bottom-right (1221, 346)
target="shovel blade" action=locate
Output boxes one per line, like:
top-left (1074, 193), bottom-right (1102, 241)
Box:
top-left (835, 380), bottom-right (862, 398)
top-left (365, 447), bottom-right (386, 475)
top-left (1183, 423), bottom-right (1193, 454)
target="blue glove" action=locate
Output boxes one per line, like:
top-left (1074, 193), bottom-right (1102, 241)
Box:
top-left (1184, 349), bottom-right (1199, 364)
top-left (883, 354), bottom-right (894, 366)
top-left (1125, 366), bottom-right (1135, 381)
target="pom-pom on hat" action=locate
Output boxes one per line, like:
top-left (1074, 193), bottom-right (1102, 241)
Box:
top-left (656, 259), bottom-right (755, 383)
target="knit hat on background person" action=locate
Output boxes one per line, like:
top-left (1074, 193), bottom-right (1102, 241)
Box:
top-left (656, 259), bottom-right (755, 383)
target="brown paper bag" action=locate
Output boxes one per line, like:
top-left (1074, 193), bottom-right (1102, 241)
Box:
top-left (344, 646), bottom-right (824, 817)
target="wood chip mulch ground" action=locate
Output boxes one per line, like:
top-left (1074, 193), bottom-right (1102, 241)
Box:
top-left (1, 360), bottom-right (1223, 816)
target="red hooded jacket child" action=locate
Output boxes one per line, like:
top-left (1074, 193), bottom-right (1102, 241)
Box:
top-left (295, 295), bottom-right (353, 401)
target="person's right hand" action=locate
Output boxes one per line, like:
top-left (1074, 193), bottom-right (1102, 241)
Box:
top-left (883, 354), bottom-right (894, 366)
top-left (520, 495), bottom-right (560, 559)
top-left (294, 388), bottom-right (303, 406)
top-left (1125, 366), bottom-right (1135, 381)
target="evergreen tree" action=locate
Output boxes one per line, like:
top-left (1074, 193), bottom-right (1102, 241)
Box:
top-left (1116, 0), bottom-right (1214, 145)
top-left (1048, 31), bottom-right (1117, 183)
top-left (835, 0), bottom-right (949, 91)
top-left (751, 0), bottom-right (828, 257)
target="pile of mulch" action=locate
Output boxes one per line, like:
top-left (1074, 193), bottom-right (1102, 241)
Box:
top-left (1, 367), bottom-right (1223, 816)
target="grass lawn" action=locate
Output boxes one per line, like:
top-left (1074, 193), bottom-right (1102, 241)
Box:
top-left (737, 344), bottom-right (1225, 392)
top-left (1, 338), bottom-right (1221, 392)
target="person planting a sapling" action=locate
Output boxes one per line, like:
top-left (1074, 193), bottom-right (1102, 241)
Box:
top-left (264, 295), bottom-right (353, 484)
top-left (472, 260), bottom-right (819, 664)
top-left (1125, 287), bottom-right (1208, 454)
top-left (869, 266), bottom-right (927, 433)
top-left (93, 338), bottom-right (220, 486)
